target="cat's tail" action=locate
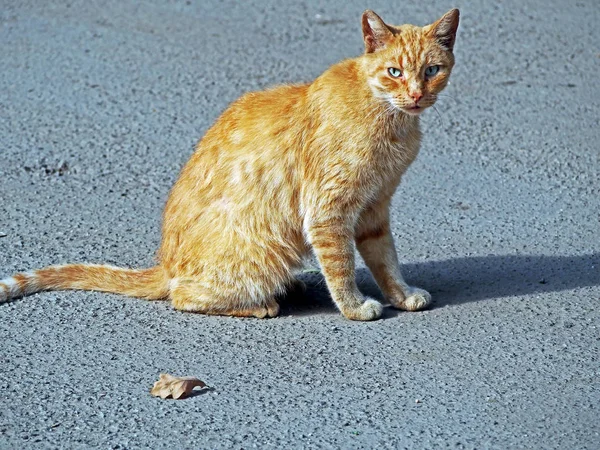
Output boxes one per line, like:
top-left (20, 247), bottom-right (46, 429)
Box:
top-left (0, 264), bottom-right (170, 303)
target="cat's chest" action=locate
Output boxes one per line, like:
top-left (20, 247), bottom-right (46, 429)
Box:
top-left (372, 122), bottom-right (422, 175)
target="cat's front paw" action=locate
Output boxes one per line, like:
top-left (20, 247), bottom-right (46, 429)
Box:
top-left (341, 298), bottom-right (383, 321)
top-left (392, 287), bottom-right (431, 311)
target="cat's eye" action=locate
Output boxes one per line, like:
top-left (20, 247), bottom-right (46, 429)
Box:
top-left (388, 67), bottom-right (402, 78)
top-left (425, 65), bottom-right (440, 78)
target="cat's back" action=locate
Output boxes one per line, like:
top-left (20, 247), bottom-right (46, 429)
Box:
top-left (204, 83), bottom-right (310, 150)
top-left (170, 83), bottom-right (310, 198)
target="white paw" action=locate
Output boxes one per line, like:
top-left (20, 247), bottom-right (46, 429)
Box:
top-left (397, 287), bottom-right (431, 311)
top-left (361, 298), bottom-right (383, 320)
top-left (342, 297), bottom-right (383, 321)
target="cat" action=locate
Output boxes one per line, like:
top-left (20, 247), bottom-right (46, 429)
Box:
top-left (0, 9), bottom-right (459, 321)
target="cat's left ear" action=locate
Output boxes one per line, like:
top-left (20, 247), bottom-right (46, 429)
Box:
top-left (428, 9), bottom-right (460, 52)
top-left (361, 10), bottom-right (395, 53)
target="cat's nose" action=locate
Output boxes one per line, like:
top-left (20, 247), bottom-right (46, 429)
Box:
top-left (409, 91), bottom-right (423, 103)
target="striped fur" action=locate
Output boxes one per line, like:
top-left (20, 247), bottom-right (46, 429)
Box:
top-left (2, 10), bottom-right (458, 320)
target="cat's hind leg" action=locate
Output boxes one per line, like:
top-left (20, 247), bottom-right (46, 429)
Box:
top-left (170, 280), bottom-right (280, 318)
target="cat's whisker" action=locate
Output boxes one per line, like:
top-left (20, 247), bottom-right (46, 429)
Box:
top-left (431, 105), bottom-right (444, 124)
top-left (435, 93), bottom-right (457, 101)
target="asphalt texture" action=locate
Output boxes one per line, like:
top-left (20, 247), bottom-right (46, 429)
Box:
top-left (1, 1), bottom-right (599, 448)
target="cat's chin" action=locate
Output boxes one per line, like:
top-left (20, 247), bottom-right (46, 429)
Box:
top-left (401, 106), bottom-right (425, 116)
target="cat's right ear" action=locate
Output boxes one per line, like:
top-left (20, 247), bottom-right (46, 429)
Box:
top-left (361, 10), bottom-right (394, 53)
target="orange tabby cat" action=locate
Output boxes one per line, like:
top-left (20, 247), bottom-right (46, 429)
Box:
top-left (1, 9), bottom-right (459, 321)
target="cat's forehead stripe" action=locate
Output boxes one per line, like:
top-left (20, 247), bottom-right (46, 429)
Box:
top-left (394, 29), bottom-right (426, 69)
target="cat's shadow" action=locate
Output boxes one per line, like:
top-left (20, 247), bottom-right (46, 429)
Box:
top-left (279, 253), bottom-right (599, 318)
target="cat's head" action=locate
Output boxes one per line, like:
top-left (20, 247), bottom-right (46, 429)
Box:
top-left (361, 9), bottom-right (459, 116)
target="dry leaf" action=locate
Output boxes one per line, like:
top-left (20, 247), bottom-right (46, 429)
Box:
top-left (150, 373), bottom-right (207, 400)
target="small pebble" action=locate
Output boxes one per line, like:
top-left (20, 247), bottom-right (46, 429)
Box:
top-left (0, 232), bottom-right (6, 237)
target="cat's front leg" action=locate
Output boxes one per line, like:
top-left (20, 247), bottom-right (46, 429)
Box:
top-left (307, 219), bottom-right (383, 321)
top-left (356, 214), bottom-right (431, 312)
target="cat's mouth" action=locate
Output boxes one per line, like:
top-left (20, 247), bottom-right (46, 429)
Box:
top-left (388, 99), bottom-right (428, 116)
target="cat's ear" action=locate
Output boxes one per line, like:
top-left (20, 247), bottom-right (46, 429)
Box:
top-left (429, 9), bottom-right (460, 52)
top-left (361, 10), bottom-right (395, 53)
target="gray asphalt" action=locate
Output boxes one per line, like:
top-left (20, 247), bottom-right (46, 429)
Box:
top-left (1, 0), bottom-right (598, 448)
